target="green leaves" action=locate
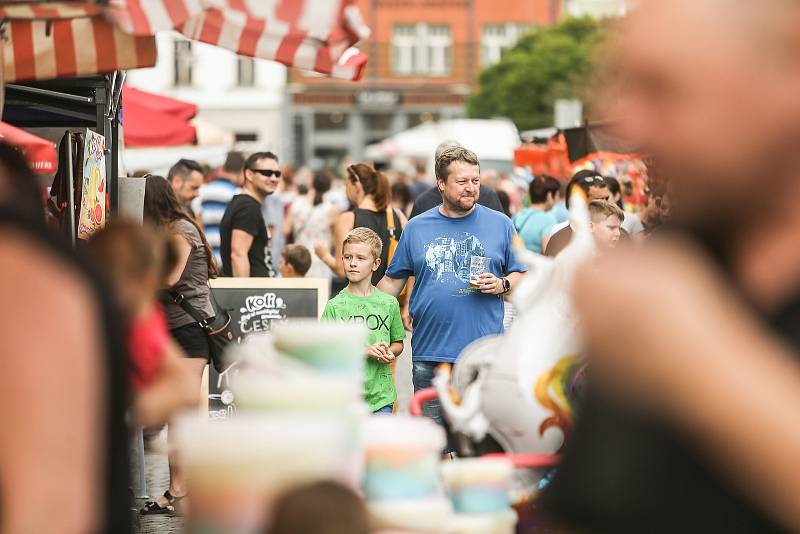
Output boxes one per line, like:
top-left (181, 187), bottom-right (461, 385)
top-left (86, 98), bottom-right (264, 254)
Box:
top-left (467, 17), bottom-right (606, 130)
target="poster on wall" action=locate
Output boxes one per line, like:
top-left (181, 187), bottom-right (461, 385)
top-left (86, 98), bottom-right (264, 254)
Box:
top-left (77, 129), bottom-right (106, 240)
top-left (206, 278), bottom-right (330, 420)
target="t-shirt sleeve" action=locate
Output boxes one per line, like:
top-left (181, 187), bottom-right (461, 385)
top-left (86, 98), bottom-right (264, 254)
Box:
top-left (385, 226), bottom-right (414, 279)
top-left (504, 219), bottom-right (528, 274)
top-left (321, 301), bottom-right (336, 321)
top-left (231, 202), bottom-right (263, 237)
top-left (388, 298), bottom-right (406, 343)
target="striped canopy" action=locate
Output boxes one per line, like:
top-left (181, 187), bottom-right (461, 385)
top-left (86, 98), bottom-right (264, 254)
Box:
top-left (0, 0), bottom-right (370, 83)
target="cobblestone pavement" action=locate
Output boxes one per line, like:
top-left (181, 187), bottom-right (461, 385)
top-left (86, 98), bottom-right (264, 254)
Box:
top-left (132, 428), bottom-right (184, 534)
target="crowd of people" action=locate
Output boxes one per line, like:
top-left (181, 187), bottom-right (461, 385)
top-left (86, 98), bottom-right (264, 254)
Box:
top-left (7, 0), bottom-right (800, 532)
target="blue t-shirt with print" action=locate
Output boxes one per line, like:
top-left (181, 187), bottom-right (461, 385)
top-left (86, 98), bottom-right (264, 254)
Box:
top-left (385, 205), bottom-right (527, 363)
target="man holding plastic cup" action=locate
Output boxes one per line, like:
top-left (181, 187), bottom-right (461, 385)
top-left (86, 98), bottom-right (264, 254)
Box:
top-left (378, 144), bottom-right (526, 432)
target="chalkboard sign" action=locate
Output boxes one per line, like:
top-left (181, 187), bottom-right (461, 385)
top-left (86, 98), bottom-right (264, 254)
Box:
top-left (206, 278), bottom-right (329, 419)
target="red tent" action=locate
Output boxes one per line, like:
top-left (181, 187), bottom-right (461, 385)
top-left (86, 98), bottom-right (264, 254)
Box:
top-left (0, 122), bottom-right (57, 174)
top-left (122, 87), bottom-right (198, 148)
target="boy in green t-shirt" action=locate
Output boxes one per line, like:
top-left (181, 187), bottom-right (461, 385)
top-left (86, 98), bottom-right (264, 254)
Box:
top-left (321, 227), bottom-right (405, 413)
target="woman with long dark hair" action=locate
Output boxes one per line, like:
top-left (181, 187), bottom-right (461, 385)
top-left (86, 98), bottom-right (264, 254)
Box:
top-left (315, 163), bottom-right (408, 285)
top-left (283, 170), bottom-right (340, 279)
top-left (141, 174), bottom-right (217, 515)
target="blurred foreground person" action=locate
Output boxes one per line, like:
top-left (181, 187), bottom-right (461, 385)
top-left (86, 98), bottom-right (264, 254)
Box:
top-left (85, 220), bottom-right (199, 428)
top-left (542, 1), bottom-right (800, 532)
top-left (0, 142), bottom-right (129, 533)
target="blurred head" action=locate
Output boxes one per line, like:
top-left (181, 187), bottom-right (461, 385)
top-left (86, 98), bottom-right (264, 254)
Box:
top-left (391, 181), bottom-right (412, 211)
top-left (341, 227), bottom-right (382, 284)
top-left (311, 171), bottom-right (332, 206)
top-left (222, 151), bottom-right (246, 186)
top-left (436, 145), bottom-right (481, 214)
top-left (167, 158), bottom-right (204, 207)
top-left (530, 175), bottom-right (561, 210)
top-left (85, 219), bottom-right (176, 318)
top-left (345, 163), bottom-right (391, 211)
top-left (244, 152), bottom-right (280, 200)
top-left (589, 200), bottom-right (624, 249)
top-left (565, 170), bottom-right (609, 208)
top-left (609, 0), bottom-right (800, 238)
top-left (279, 244), bottom-right (312, 278)
top-left (267, 481), bottom-right (369, 534)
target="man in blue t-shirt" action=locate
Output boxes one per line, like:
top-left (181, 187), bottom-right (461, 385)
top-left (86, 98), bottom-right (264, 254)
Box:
top-left (378, 145), bottom-right (526, 429)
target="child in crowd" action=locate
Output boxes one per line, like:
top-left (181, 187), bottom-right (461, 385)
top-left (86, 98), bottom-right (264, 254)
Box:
top-left (279, 244), bottom-right (312, 278)
top-left (588, 200), bottom-right (624, 252)
top-left (266, 481), bottom-right (369, 534)
top-left (322, 228), bottom-right (405, 414)
top-left (86, 219), bottom-right (199, 428)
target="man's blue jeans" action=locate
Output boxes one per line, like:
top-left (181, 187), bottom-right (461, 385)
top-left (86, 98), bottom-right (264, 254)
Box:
top-left (412, 360), bottom-right (454, 453)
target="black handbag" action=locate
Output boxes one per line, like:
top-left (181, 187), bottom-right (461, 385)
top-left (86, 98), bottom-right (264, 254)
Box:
top-left (170, 290), bottom-right (235, 372)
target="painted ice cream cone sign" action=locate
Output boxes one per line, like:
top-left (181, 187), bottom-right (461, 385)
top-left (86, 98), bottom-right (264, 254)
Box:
top-left (78, 130), bottom-right (106, 240)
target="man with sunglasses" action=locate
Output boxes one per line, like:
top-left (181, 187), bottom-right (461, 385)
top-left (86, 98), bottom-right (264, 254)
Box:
top-left (219, 152), bottom-right (281, 277)
top-left (543, 169), bottom-right (611, 257)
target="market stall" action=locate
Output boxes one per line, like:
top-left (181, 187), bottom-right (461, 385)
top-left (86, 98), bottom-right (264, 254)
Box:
top-left (1, 0), bottom-right (372, 241)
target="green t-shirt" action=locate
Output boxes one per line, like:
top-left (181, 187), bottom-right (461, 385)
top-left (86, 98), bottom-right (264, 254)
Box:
top-left (321, 287), bottom-right (406, 411)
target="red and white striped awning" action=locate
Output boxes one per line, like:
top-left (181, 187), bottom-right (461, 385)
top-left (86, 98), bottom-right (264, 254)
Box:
top-left (106, 0), bottom-right (370, 81)
top-left (0, 2), bottom-right (157, 83)
top-left (1, 0), bottom-right (370, 83)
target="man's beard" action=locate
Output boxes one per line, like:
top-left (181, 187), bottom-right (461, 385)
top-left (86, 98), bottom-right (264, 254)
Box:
top-left (444, 194), bottom-right (476, 214)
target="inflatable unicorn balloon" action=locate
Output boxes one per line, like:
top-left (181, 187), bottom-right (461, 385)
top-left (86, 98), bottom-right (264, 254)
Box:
top-left (433, 192), bottom-right (594, 455)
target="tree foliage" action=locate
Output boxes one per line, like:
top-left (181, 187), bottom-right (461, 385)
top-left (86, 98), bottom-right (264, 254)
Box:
top-left (466, 17), bottom-right (606, 131)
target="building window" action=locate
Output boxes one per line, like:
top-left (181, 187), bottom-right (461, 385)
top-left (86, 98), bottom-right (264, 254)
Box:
top-left (235, 132), bottom-right (258, 143)
top-left (364, 113), bottom-right (393, 132)
top-left (391, 24), bottom-right (452, 76)
top-left (237, 57), bottom-right (256, 87)
top-left (314, 112), bottom-right (349, 131)
top-left (173, 39), bottom-right (193, 86)
top-left (481, 24), bottom-right (532, 66)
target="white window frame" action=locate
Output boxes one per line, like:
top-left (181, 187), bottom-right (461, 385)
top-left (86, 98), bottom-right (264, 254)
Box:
top-left (392, 23), bottom-right (452, 76)
top-left (481, 23), bottom-right (531, 67)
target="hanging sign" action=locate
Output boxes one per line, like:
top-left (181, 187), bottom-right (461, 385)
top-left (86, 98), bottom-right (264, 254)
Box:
top-left (77, 129), bottom-right (106, 240)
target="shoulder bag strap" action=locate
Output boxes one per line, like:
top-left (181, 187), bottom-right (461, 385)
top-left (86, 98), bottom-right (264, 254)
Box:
top-left (168, 289), bottom-right (210, 329)
top-left (386, 206), bottom-right (397, 240)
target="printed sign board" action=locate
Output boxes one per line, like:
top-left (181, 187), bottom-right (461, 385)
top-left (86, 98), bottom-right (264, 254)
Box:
top-left (206, 278), bottom-right (329, 419)
top-left (77, 129), bottom-right (106, 240)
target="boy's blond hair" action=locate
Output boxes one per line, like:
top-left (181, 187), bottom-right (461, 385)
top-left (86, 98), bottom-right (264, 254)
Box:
top-left (343, 227), bottom-right (383, 260)
top-left (588, 200), bottom-right (625, 223)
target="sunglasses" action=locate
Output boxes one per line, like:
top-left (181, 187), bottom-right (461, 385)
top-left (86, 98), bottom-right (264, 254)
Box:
top-left (249, 168), bottom-right (281, 178)
top-left (581, 175), bottom-right (606, 185)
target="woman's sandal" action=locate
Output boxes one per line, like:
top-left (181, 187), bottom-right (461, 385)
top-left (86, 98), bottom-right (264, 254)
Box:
top-left (140, 490), bottom-right (185, 516)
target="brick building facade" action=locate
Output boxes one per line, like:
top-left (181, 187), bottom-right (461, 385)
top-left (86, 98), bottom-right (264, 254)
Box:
top-left (285, 0), bottom-right (560, 167)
